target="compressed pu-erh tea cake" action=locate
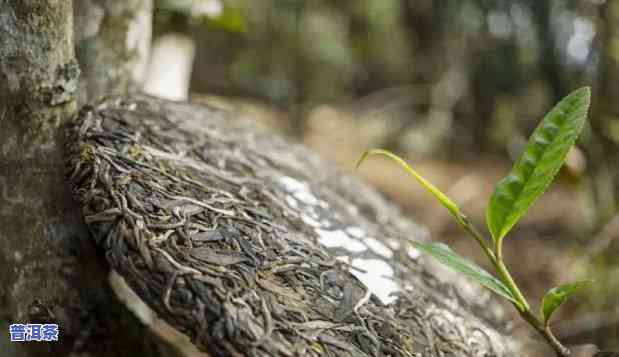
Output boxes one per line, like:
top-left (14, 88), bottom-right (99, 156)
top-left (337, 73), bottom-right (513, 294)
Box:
top-left (66, 95), bottom-right (520, 356)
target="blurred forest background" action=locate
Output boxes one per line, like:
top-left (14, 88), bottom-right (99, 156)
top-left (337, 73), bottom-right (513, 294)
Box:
top-left (147, 0), bottom-right (618, 350)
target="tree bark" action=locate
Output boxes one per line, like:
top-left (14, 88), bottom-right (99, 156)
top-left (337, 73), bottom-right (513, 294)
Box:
top-left (0, 2), bottom-right (162, 356)
top-left (73, 0), bottom-right (152, 105)
top-left (0, 0), bottom-right (81, 330)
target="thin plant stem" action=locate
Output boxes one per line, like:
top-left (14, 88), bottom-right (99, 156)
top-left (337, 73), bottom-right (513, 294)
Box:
top-left (519, 309), bottom-right (571, 357)
top-left (494, 255), bottom-right (530, 311)
top-left (458, 214), bottom-right (529, 309)
top-left (458, 217), bottom-right (571, 356)
top-left (457, 214), bottom-right (496, 265)
top-left (457, 216), bottom-right (525, 306)
top-left (492, 235), bottom-right (529, 311)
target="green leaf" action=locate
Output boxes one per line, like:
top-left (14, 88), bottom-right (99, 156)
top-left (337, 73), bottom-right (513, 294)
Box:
top-left (357, 149), bottom-right (463, 223)
top-left (486, 87), bottom-right (590, 242)
top-left (410, 240), bottom-right (520, 307)
top-left (541, 280), bottom-right (593, 325)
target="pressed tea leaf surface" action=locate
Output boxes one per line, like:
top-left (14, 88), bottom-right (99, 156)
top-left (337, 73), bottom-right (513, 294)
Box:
top-left (66, 95), bottom-right (522, 356)
top-left (487, 87), bottom-right (590, 242)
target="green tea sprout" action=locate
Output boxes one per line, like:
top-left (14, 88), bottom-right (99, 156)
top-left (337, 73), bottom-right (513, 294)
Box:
top-left (357, 87), bottom-right (593, 357)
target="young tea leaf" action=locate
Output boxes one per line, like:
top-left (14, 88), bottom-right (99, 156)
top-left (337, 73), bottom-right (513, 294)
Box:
top-left (357, 149), bottom-right (463, 223)
top-left (487, 87), bottom-right (590, 242)
top-left (541, 280), bottom-right (593, 326)
top-left (410, 240), bottom-right (520, 307)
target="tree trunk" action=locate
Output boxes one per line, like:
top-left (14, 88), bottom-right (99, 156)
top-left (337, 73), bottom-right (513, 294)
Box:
top-left (0, 2), bottom-right (163, 356)
top-left (73, 0), bottom-right (152, 104)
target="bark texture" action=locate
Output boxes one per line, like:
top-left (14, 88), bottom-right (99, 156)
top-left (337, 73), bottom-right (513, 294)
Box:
top-left (0, 0), bottom-right (81, 332)
top-left (73, 0), bottom-right (152, 105)
top-left (0, 2), bottom-right (162, 356)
